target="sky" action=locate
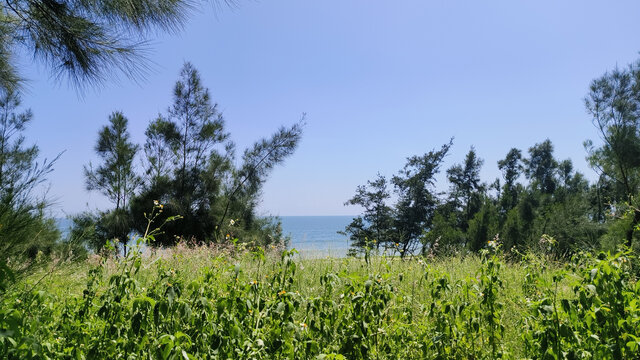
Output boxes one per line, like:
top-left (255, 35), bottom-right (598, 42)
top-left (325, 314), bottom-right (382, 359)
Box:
top-left (14, 0), bottom-right (640, 217)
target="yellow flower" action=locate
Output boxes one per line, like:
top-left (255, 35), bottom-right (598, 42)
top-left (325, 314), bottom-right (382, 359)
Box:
top-left (153, 200), bottom-right (159, 206)
top-left (278, 290), bottom-right (286, 296)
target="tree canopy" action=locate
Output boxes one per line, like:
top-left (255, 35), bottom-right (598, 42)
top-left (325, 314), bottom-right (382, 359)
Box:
top-left (0, 0), bottom-right (234, 92)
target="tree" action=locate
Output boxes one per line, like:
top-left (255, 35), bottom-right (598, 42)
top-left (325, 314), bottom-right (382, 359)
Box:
top-left (83, 111), bottom-right (140, 253)
top-left (584, 62), bottom-right (640, 247)
top-left (421, 206), bottom-right (464, 255)
top-left (133, 62), bottom-right (230, 244)
top-left (0, 0), bottom-right (235, 92)
top-left (84, 112), bottom-right (140, 211)
top-left (343, 173), bottom-right (394, 253)
top-left (218, 121), bottom-right (304, 231)
top-left (131, 62), bottom-right (303, 245)
top-left (143, 115), bottom-right (179, 183)
top-left (524, 139), bottom-right (557, 195)
top-left (467, 197), bottom-right (499, 252)
top-left (392, 140), bottom-right (452, 256)
top-left (497, 148), bottom-right (523, 214)
top-left (0, 90), bottom-right (59, 289)
top-left (446, 146), bottom-right (484, 230)
top-left (165, 62), bottom-right (229, 221)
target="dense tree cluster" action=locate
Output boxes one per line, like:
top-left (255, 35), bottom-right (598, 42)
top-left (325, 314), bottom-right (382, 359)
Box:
top-left (343, 139), bottom-right (608, 258)
top-left (344, 62), bottom-right (640, 258)
top-left (76, 62), bottom-right (303, 253)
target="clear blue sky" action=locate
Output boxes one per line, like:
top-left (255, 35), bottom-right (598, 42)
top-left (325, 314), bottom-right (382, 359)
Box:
top-left (16, 0), bottom-right (640, 216)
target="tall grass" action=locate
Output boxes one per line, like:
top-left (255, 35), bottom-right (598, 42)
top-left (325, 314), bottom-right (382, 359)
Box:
top-left (1, 237), bottom-right (638, 359)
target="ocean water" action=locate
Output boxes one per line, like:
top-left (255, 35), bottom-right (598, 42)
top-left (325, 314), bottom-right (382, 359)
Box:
top-left (280, 216), bottom-right (354, 258)
top-left (56, 216), bottom-right (355, 257)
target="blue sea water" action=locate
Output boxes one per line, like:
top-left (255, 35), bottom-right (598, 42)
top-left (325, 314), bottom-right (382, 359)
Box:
top-left (56, 216), bottom-right (355, 257)
top-left (280, 216), bottom-right (354, 258)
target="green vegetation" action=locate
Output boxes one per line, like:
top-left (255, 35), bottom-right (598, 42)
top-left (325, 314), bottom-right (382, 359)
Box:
top-left (78, 62), bottom-right (303, 252)
top-left (3, 2), bottom-right (640, 357)
top-left (0, 90), bottom-right (64, 289)
top-left (1, 221), bottom-right (639, 358)
top-left (0, 0), bottom-right (236, 91)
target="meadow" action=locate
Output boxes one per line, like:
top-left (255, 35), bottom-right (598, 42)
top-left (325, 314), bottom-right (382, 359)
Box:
top-left (1, 233), bottom-right (639, 360)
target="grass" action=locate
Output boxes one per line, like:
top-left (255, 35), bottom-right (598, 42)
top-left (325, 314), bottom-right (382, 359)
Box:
top-left (1, 241), bottom-right (638, 359)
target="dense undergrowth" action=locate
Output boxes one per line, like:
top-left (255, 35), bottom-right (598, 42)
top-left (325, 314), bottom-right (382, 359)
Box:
top-left (1, 236), bottom-right (640, 359)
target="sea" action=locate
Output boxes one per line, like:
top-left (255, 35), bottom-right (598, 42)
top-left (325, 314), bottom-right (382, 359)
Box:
top-left (279, 216), bottom-right (353, 258)
top-left (56, 216), bottom-right (355, 258)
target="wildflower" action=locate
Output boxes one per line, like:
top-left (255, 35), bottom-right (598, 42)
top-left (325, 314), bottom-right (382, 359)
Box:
top-left (226, 234), bottom-right (230, 240)
top-left (153, 200), bottom-right (159, 206)
top-left (249, 309), bottom-right (253, 314)
top-left (230, 219), bottom-right (235, 226)
top-left (395, 243), bottom-right (399, 247)
top-left (278, 290), bottom-right (286, 296)
top-left (300, 322), bottom-right (308, 330)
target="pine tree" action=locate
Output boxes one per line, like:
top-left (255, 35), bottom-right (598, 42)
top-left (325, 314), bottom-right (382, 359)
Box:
top-left (0, 90), bottom-right (59, 286)
top-left (343, 173), bottom-right (394, 253)
top-left (84, 112), bottom-right (140, 211)
top-left (0, 0), bottom-right (236, 92)
top-left (392, 140), bottom-right (452, 256)
top-left (132, 62), bottom-right (303, 245)
top-left (584, 62), bottom-right (640, 247)
top-left (446, 147), bottom-right (484, 230)
top-left (84, 111), bottom-right (140, 253)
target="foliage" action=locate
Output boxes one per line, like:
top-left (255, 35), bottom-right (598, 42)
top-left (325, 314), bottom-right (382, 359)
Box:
top-left (585, 62), bottom-right (640, 247)
top-left (83, 112), bottom-right (140, 254)
top-left (342, 173), bottom-right (394, 254)
top-left (446, 146), bottom-right (485, 231)
top-left (4, 238), bottom-right (640, 359)
top-left (130, 62), bottom-right (303, 246)
top-left (522, 249), bottom-right (640, 359)
top-left (0, 0), bottom-right (238, 92)
top-left (84, 112), bottom-right (140, 211)
top-left (0, 89), bottom-right (60, 291)
top-left (345, 137), bottom-right (602, 259)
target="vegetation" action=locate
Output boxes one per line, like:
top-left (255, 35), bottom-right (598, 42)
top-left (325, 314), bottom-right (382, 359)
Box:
top-left (1, 223), bottom-right (640, 358)
top-left (0, 0), bottom-right (237, 92)
top-left (343, 136), bottom-right (608, 258)
top-left (76, 62), bottom-right (303, 253)
top-left (0, 89), bottom-right (62, 290)
top-left (3, 2), bottom-right (640, 357)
